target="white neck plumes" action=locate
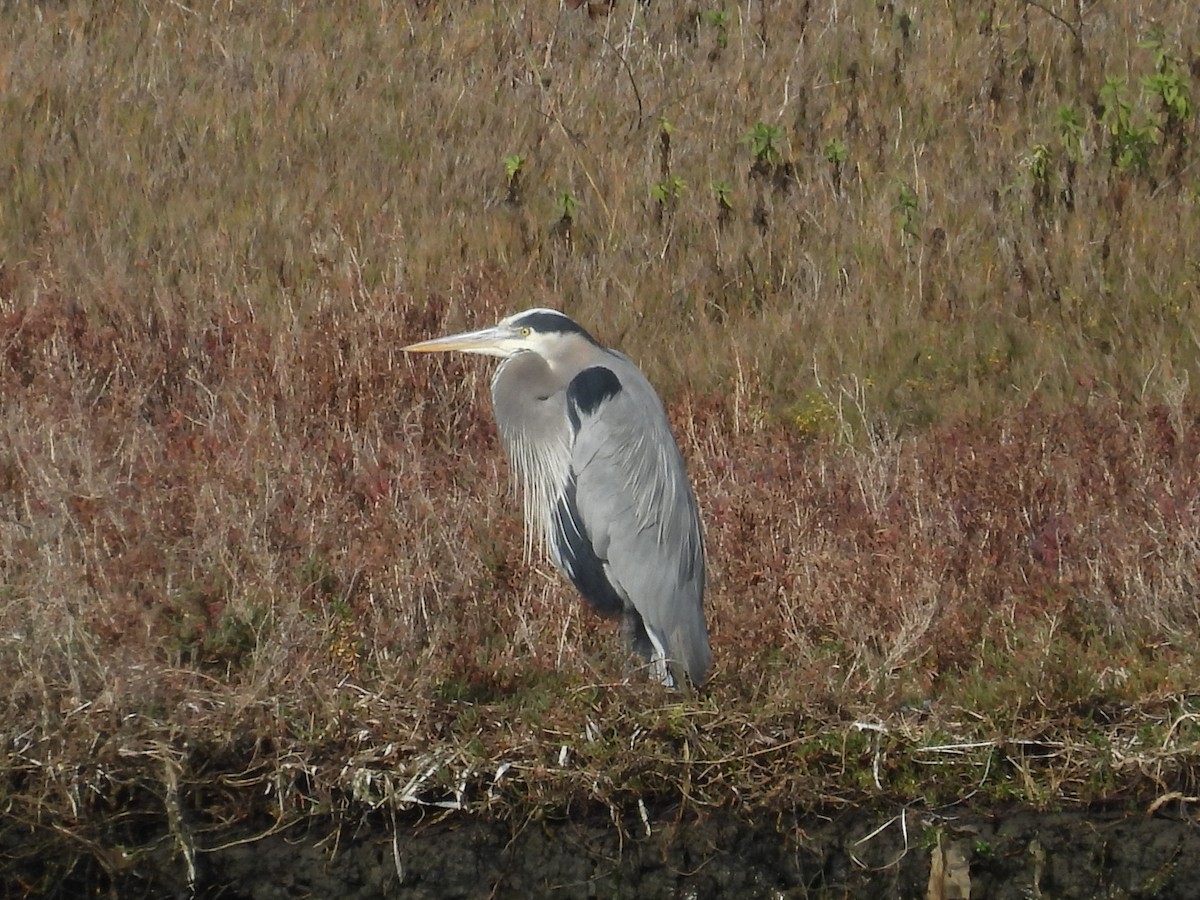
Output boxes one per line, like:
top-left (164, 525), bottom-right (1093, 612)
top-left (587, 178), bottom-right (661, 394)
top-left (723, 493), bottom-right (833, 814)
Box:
top-left (491, 359), bottom-right (572, 563)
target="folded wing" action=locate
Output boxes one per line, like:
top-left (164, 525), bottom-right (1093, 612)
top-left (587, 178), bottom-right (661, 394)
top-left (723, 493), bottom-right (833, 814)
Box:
top-left (550, 358), bottom-right (710, 686)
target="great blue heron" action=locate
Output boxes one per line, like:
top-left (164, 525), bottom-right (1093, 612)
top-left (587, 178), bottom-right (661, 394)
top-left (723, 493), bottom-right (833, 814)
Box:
top-left (404, 308), bottom-right (711, 687)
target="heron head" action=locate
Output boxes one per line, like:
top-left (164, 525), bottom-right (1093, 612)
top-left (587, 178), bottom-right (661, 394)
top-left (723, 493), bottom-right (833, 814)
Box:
top-left (403, 308), bottom-right (596, 359)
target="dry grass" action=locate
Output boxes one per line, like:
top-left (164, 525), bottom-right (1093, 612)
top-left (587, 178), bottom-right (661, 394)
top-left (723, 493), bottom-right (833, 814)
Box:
top-left (3, 1), bottom-right (1200, 893)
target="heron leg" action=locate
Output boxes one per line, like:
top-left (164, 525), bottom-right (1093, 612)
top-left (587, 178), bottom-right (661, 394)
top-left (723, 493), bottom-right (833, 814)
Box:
top-left (620, 607), bottom-right (653, 660)
top-left (620, 606), bottom-right (676, 686)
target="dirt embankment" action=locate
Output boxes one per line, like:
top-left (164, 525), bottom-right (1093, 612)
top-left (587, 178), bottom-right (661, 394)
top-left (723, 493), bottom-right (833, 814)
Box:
top-left (12, 805), bottom-right (1198, 898)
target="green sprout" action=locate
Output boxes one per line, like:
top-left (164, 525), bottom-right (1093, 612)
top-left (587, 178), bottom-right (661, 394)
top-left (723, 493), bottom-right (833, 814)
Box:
top-left (1026, 142), bottom-right (1052, 185)
top-left (711, 180), bottom-right (733, 210)
top-left (556, 191), bottom-right (578, 222)
top-left (823, 138), bottom-right (848, 166)
top-left (711, 180), bottom-right (733, 227)
top-left (1099, 76), bottom-right (1154, 173)
top-left (550, 190), bottom-right (579, 246)
top-left (1140, 27), bottom-right (1193, 136)
top-left (702, 9), bottom-right (729, 50)
top-left (652, 176), bottom-right (686, 226)
top-left (823, 137), bottom-right (849, 193)
top-left (503, 154), bottom-right (525, 183)
top-left (503, 154), bottom-right (526, 204)
top-left (651, 176), bottom-right (687, 205)
top-left (743, 121), bottom-right (784, 170)
top-left (895, 183), bottom-right (920, 240)
top-left (1056, 105), bottom-right (1083, 162)
top-left (1024, 142), bottom-right (1054, 212)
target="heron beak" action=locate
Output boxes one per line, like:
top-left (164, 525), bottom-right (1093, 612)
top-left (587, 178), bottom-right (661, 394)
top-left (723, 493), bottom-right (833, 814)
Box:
top-left (402, 325), bottom-right (513, 357)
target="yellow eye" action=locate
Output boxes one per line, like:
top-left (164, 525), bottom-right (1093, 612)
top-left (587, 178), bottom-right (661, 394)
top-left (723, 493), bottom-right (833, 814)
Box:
top-left (520, 327), bottom-right (532, 337)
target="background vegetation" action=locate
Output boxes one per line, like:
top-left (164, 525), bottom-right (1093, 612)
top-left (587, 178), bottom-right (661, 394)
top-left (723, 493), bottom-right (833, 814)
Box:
top-left (2, 0), bottom-right (1199, 894)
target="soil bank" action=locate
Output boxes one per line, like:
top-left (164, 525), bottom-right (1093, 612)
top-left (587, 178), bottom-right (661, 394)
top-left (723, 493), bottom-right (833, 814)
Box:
top-left (13, 805), bottom-right (1198, 899)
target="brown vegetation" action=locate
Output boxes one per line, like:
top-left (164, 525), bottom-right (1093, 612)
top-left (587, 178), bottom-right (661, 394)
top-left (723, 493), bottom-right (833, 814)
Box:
top-left (2, 1), bottom-right (1199, 894)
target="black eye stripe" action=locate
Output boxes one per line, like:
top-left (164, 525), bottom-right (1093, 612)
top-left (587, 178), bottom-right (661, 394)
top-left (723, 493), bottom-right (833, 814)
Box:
top-left (510, 311), bottom-right (596, 342)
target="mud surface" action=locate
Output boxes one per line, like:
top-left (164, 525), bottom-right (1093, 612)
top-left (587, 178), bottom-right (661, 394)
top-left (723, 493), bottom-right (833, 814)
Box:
top-left (18, 805), bottom-right (1200, 898)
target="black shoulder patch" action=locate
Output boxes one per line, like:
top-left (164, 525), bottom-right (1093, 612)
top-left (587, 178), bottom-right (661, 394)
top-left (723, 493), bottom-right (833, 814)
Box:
top-left (553, 476), bottom-right (625, 620)
top-left (566, 366), bottom-right (622, 431)
top-left (510, 309), bottom-right (596, 342)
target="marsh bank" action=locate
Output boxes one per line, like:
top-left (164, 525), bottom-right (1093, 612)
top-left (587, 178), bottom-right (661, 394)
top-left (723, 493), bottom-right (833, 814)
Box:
top-left (17, 804), bottom-right (1199, 899)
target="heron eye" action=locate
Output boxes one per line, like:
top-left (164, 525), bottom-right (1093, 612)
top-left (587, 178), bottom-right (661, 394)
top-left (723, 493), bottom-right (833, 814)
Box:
top-left (520, 327), bottom-right (532, 337)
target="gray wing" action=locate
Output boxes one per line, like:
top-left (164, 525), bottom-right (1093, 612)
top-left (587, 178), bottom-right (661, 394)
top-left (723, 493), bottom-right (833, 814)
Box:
top-left (552, 355), bottom-right (711, 685)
